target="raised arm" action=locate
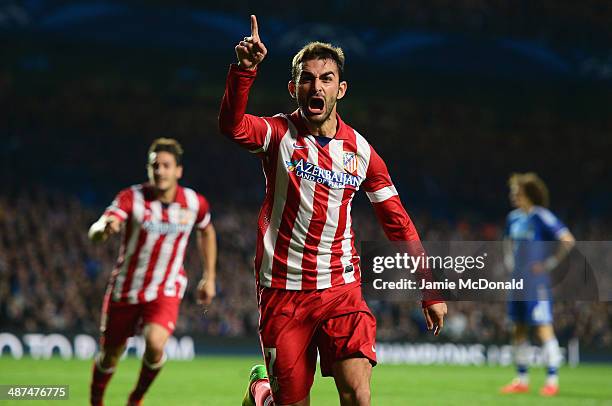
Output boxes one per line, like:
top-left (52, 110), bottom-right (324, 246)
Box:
top-left (236, 15), bottom-right (267, 71)
top-left (219, 15), bottom-right (275, 155)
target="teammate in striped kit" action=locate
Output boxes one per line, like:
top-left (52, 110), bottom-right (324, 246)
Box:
top-left (87, 138), bottom-right (217, 406)
top-left (221, 16), bottom-right (447, 406)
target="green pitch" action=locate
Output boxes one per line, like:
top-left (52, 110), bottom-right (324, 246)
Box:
top-left (1, 357), bottom-right (611, 405)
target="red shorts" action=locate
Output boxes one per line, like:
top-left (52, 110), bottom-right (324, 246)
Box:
top-left (258, 282), bottom-right (377, 405)
top-left (100, 294), bottom-right (180, 348)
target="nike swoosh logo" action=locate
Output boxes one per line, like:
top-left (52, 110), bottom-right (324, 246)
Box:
top-left (371, 345), bottom-right (376, 353)
top-left (293, 143), bottom-right (309, 150)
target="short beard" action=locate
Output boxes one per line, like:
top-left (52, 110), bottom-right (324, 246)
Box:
top-left (298, 98), bottom-right (336, 125)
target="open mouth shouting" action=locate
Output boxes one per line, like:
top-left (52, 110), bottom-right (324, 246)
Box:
top-left (307, 95), bottom-right (325, 115)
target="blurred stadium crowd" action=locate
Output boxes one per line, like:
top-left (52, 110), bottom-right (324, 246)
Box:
top-left (1, 187), bottom-right (610, 348)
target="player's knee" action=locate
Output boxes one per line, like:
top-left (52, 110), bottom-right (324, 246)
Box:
top-left (339, 384), bottom-right (370, 405)
top-left (334, 358), bottom-right (372, 405)
top-left (145, 341), bottom-right (165, 359)
top-left (144, 335), bottom-right (166, 360)
top-left (337, 375), bottom-right (371, 405)
top-left (353, 384), bottom-right (370, 405)
top-left (340, 388), bottom-right (370, 405)
top-left (100, 346), bottom-right (124, 369)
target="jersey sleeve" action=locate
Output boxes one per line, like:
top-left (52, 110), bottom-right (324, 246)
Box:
top-left (104, 188), bottom-right (133, 222)
top-left (362, 146), bottom-right (420, 242)
top-left (535, 208), bottom-right (569, 239)
top-left (218, 64), bottom-right (287, 156)
top-left (195, 194), bottom-right (212, 230)
top-left (362, 147), bottom-right (443, 307)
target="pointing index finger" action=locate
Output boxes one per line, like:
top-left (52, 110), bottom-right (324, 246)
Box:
top-left (250, 15), bottom-right (259, 41)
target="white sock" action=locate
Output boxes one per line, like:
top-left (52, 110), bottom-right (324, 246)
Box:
top-left (543, 338), bottom-right (561, 386)
top-left (515, 340), bottom-right (530, 384)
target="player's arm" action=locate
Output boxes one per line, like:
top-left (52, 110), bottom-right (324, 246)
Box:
top-left (88, 188), bottom-right (132, 243)
top-left (235, 15), bottom-right (267, 71)
top-left (371, 196), bottom-right (448, 336)
top-left (88, 214), bottom-right (122, 243)
top-left (194, 195), bottom-right (217, 305)
top-left (218, 15), bottom-right (274, 155)
top-left (533, 210), bottom-right (576, 273)
top-left (363, 147), bottom-right (447, 335)
top-left (196, 223), bottom-right (217, 305)
top-left (535, 230), bottom-right (576, 273)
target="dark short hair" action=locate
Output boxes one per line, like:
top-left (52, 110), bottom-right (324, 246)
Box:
top-left (291, 41), bottom-right (345, 82)
top-left (148, 138), bottom-right (184, 166)
top-left (508, 172), bottom-right (550, 207)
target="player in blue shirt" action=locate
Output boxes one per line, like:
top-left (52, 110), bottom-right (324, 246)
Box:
top-left (500, 173), bottom-right (575, 397)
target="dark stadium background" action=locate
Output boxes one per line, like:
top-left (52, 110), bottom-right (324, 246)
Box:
top-left (1, 0), bottom-right (611, 365)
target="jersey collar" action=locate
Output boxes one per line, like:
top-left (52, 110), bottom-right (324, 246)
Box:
top-left (142, 183), bottom-right (184, 204)
top-left (289, 109), bottom-right (350, 140)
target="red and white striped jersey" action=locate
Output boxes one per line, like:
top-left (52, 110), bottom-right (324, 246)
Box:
top-left (104, 183), bottom-right (211, 303)
top-left (220, 64), bottom-right (422, 291)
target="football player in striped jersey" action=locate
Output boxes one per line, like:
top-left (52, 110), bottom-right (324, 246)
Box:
top-left (220, 15), bottom-right (446, 406)
top-left (88, 138), bottom-right (217, 406)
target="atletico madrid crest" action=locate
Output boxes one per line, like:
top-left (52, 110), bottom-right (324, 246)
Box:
top-left (343, 152), bottom-right (357, 174)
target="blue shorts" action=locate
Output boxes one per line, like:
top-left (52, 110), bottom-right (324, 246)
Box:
top-left (508, 300), bottom-right (553, 325)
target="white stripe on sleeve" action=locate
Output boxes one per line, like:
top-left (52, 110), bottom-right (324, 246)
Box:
top-left (249, 118), bottom-right (272, 154)
top-left (107, 206), bottom-right (128, 220)
top-left (366, 186), bottom-right (398, 203)
top-left (197, 212), bottom-right (211, 229)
